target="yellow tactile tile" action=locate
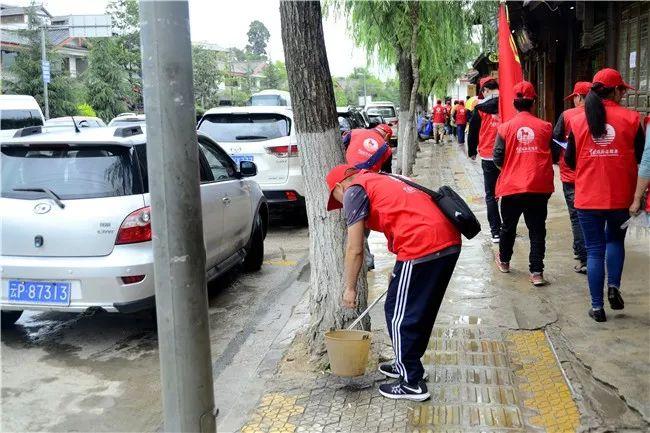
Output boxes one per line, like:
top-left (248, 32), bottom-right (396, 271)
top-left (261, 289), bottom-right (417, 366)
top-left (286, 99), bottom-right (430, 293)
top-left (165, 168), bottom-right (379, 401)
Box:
top-left (240, 393), bottom-right (304, 433)
top-left (507, 331), bottom-right (580, 433)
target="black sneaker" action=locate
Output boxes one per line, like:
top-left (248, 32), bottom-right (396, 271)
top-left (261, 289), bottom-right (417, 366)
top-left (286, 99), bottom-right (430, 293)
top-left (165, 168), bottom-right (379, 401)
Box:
top-left (574, 262), bottom-right (587, 274)
top-left (608, 286), bottom-right (624, 310)
top-left (378, 379), bottom-right (430, 401)
top-left (378, 363), bottom-right (428, 380)
top-left (588, 308), bottom-right (607, 322)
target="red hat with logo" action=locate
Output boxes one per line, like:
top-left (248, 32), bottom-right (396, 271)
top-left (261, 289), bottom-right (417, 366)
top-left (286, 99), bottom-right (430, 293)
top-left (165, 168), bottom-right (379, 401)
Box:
top-left (374, 123), bottom-right (393, 140)
top-left (326, 164), bottom-right (358, 211)
top-left (592, 68), bottom-right (635, 90)
top-left (479, 76), bottom-right (497, 90)
top-left (513, 81), bottom-right (537, 100)
top-left (564, 81), bottom-right (592, 100)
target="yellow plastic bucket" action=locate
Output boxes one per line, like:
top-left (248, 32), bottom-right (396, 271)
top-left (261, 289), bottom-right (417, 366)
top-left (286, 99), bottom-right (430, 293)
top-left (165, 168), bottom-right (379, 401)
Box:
top-left (324, 329), bottom-right (371, 377)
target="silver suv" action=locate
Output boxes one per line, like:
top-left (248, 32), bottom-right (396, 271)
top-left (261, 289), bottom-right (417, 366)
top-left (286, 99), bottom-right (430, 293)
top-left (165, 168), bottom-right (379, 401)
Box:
top-left (0, 125), bottom-right (268, 326)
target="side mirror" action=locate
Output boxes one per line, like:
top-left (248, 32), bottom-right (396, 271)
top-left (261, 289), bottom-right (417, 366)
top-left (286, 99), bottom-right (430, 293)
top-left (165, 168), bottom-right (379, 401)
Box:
top-left (240, 160), bottom-right (257, 177)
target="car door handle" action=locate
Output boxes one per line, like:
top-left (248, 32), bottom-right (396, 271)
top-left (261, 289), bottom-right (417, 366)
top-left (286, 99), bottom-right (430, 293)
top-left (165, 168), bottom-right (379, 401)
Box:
top-left (222, 197), bottom-right (231, 205)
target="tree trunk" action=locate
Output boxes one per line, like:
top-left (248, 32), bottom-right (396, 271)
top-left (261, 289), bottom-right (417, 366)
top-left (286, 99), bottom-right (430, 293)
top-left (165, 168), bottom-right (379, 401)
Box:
top-left (396, 47), bottom-right (413, 175)
top-left (401, 3), bottom-right (420, 176)
top-left (280, 0), bottom-right (369, 357)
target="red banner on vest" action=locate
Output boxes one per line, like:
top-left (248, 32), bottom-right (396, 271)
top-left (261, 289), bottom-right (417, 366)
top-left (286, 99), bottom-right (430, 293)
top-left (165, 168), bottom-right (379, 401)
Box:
top-left (498, 4), bottom-right (523, 122)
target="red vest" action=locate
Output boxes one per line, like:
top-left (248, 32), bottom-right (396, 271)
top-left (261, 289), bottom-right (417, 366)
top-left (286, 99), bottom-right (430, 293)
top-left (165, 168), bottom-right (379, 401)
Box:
top-left (477, 109), bottom-right (501, 159)
top-left (569, 100), bottom-right (639, 210)
top-left (495, 111), bottom-right (554, 198)
top-left (455, 107), bottom-right (467, 125)
top-left (558, 106), bottom-right (584, 183)
top-left (345, 129), bottom-right (392, 172)
top-left (352, 172), bottom-right (461, 261)
top-left (432, 105), bottom-right (446, 123)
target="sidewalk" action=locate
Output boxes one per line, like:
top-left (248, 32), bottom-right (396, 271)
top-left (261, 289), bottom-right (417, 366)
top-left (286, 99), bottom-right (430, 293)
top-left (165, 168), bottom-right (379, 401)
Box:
top-left (235, 139), bottom-right (650, 433)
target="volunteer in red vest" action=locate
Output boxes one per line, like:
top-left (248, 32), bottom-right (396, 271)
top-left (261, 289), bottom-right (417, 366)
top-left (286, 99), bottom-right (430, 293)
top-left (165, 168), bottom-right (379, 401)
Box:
top-left (552, 81), bottom-right (592, 274)
top-left (453, 100), bottom-right (468, 146)
top-left (630, 115), bottom-right (650, 216)
top-left (467, 77), bottom-right (502, 242)
top-left (431, 100), bottom-right (446, 144)
top-left (343, 123), bottom-right (393, 173)
top-left (444, 100), bottom-right (453, 137)
top-left (565, 68), bottom-right (645, 322)
top-left (326, 165), bottom-right (461, 401)
top-left (493, 81), bottom-right (554, 286)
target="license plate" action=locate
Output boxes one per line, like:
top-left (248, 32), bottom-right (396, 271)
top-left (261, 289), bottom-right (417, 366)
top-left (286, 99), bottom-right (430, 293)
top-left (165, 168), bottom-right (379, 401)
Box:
top-left (8, 280), bottom-right (72, 305)
top-left (231, 154), bottom-right (254, 165)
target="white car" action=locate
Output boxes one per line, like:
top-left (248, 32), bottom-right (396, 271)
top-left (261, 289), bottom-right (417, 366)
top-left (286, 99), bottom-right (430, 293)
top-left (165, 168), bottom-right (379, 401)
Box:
top-left (198, 106), bottom-right (305, 219)
top-left (0, 125), bottom-right (268, 326)
top-left (45, 116), bottom-right (106, 129)
top-left (108, 113), bottom-right (146, 127)
top-left (0, 95), bottom-right (45, 140)
top-left (364, 101), bottom-right (398, 144)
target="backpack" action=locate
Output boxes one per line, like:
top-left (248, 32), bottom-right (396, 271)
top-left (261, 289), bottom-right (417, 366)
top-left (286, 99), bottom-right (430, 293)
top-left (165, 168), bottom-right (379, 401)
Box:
top-left (382, 173), bottom-right (481, 240)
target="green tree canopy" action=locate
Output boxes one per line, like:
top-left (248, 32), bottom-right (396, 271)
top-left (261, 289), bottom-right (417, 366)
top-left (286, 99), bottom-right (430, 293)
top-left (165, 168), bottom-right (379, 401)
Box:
top-left (262, 61), bottom-right (288, 90)
top-left (83, 38), bottom-right (129, 121)
top-left (246, 20), bottom-right (270, 58)
top-left (192, 46), bottom-right (224, 109)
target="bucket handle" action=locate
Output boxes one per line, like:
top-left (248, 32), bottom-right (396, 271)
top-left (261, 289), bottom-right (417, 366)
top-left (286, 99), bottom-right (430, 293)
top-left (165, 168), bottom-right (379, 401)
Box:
top-left (346, 289), bottom-right (388, 330)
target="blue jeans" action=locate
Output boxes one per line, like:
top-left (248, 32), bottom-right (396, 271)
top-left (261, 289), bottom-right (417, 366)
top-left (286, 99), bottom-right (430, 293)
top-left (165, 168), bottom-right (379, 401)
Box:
top-left (456, 124), bottom-right (466, 144)
top-left (577, 209), bottom-right (629, 309)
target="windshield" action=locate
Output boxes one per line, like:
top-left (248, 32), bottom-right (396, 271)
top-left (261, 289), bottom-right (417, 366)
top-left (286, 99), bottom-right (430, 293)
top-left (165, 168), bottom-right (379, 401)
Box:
top-left (1, 109), bottom-right (43, 130)
top-left (198, 113), bottom-right (291, 142)
top-left (1, 145), bottom-right (145, 200)
top-left (367, 106), bottom-right (396, 118)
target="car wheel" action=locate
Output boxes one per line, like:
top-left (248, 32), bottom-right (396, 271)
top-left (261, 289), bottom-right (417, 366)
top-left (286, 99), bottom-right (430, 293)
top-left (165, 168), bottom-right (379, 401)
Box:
top-left (1, 310), bottom-right (23, 328)
top-left (243, 213), bottom-right (264, 272)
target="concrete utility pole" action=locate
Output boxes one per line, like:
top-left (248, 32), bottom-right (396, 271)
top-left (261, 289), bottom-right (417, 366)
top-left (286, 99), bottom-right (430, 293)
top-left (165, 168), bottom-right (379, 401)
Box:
top-left (40, 27), bottom-right (49, 119)
top-left (138, 1), bottom-right (216, 432)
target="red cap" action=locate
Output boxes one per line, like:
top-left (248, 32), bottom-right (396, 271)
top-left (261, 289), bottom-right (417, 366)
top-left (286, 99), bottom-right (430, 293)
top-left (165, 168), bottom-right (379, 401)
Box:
top-left (564, 81), bottom-right (592, 100)
top-left (326, 164), bottom-right (358, 211)
top-left (513, 81), bottom-right (537, 100)
top-left (592, 68), bottom-right (634, 90)
top-left (479, 76), bottom-right (497, 90)
top-left (374, 123), bottom-right (393, 140)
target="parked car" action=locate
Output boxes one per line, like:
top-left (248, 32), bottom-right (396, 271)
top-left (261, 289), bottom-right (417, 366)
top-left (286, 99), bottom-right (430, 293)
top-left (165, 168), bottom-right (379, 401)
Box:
top-left (198, 106), bottom-right (305, 220)
top-left (0, 125), bottom-right (268, 326)
top-left (364, 101), bottom-right (398, 145)
top-left (0, 95), bottom-right (45, 140)
top-left (337, 106), bottom-right (368, 134)
top-left (249, 89), bottom-right (291, 107)
top-left (108, 114), bottom-right (146, 127)
top-left (45, 116), bottom-right (106, 129)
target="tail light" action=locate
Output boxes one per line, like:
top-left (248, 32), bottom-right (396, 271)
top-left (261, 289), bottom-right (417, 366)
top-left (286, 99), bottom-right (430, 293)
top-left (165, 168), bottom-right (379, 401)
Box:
top-left (285, 191), bottom-right (298, 201)
top-left (266, 144), bottom-right (298, 158)
top-left (116, 207), bottom-right (152, 245)
top-left (121, 275), bottom-right (146, 284)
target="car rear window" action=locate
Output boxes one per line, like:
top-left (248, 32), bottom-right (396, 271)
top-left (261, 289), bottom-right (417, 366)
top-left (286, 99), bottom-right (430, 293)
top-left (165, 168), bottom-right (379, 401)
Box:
top-left (367, 106), bottom-right (396, 118)
top-left (1, 109), bottom-right (43, 130)
top-left (1, 144), bottom-right (145, 200)
top-left (251, 95), bottom-right (287, 106)
top-left (198, 113), bottom-right (290, 142)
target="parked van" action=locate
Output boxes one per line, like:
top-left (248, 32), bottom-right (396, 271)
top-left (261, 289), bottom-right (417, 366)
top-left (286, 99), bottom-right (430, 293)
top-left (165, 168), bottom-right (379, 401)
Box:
top-left (0, 95), bottom-right (45, 139)
top-left (364, 101), bottom-right (398, 145)
top-left (250, 89), bottom-right (291, 107)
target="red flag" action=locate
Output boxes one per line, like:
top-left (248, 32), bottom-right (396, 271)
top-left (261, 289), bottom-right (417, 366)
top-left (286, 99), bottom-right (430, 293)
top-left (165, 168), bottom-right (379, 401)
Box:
top-left (498, 3), bottom-right (523, 122)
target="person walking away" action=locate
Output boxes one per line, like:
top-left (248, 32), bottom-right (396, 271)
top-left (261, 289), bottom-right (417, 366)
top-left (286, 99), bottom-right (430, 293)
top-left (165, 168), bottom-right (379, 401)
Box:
top-left (454, 100), bottom-right (468, 147)
top-left (493, 81), bottom-right (554, 286)
top-left (565, 68), bottom-right (645, 322)
top-left (467, 77), bottom-right (502, 242)
top-left (629, 115), bottom-right (650, 216)
top-left (343, 123), bottom-right (394, 270)
top-left (326, 165), bottom-right (461, 401)
top-left (552, 81), bottom-right (592, 274)
top-left (444, 100), bottom-right (453, 138)
top-left (431, 100), bottom-right (446, 145)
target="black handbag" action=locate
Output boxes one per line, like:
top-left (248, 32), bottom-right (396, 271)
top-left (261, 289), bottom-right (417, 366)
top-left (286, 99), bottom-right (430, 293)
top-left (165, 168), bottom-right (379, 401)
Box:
top-left (383, 173), bottom-right (481, 240)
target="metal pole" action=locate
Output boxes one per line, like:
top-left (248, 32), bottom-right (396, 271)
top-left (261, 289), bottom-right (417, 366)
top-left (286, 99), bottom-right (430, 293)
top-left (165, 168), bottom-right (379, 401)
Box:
top-left (139, 1), bottom-right (216, 432)
top-left (40, 27), bottom-right (49, 120)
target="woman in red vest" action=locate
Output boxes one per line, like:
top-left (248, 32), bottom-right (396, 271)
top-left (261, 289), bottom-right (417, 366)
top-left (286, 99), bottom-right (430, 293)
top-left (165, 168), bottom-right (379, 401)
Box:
top-left (453, 100), bottom-right (468, 146)
top-left (552, 81), bottom-right (592, 274)
top-left (493, 81), bottom-right (554, 286)
top-left (565, 68), bottom-right (645, 322)
top-left (326, 164), bottom-right (461, 401)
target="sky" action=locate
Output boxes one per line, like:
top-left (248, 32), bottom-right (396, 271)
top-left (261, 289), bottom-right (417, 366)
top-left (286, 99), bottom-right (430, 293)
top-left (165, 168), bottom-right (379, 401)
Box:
top-left (29, 0), bottom-right (393, 79)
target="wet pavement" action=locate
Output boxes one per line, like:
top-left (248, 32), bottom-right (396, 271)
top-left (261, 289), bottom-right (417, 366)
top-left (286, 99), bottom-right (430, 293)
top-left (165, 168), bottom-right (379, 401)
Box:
top-left (1, 224), bottom-right (310, 432)
top-left (237, 139), bottom-right (649, 433)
